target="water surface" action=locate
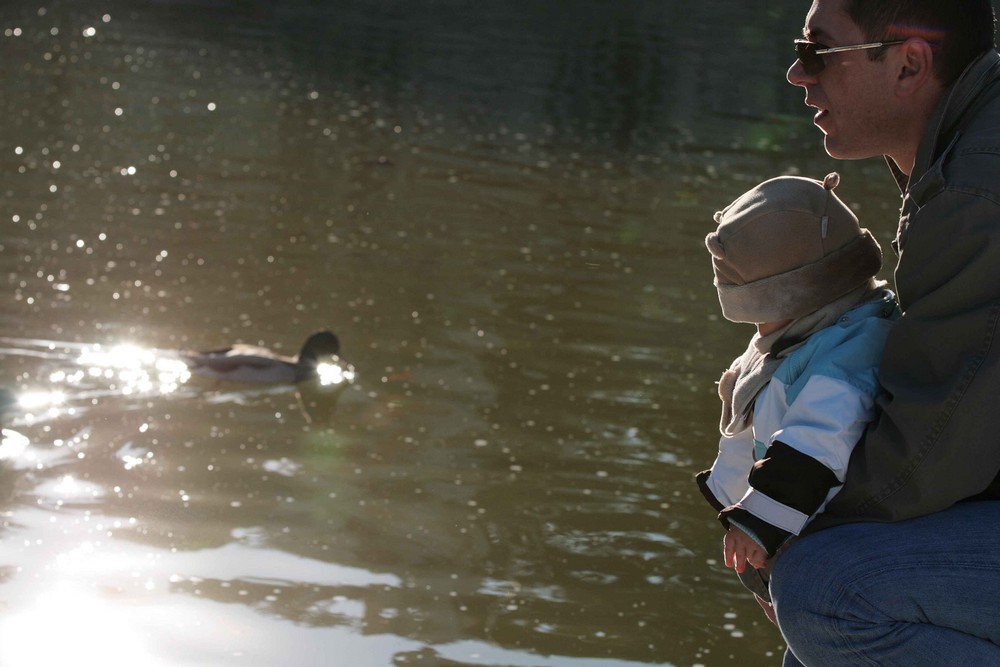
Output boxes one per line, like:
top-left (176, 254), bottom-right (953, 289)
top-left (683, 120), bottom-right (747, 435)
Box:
top-left (0, 1), bottom-right (952, 665)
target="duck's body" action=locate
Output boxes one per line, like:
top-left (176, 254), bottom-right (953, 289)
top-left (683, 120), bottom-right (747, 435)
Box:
top-left (182, 331), bottom-right (350, 385)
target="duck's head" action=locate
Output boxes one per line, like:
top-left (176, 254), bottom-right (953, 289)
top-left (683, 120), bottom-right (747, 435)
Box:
top-left (295, 331), bottom-right (353, 385)
top-left (298, 331), bottom-right (341, 363)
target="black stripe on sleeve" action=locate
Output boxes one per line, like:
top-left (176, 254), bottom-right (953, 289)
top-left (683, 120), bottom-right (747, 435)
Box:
top-left (748, 440), bottom-right (840, 516)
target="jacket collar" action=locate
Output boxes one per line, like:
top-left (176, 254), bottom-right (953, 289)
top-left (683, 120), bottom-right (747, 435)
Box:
top-left (886, 49), bottom-right (1000, 194)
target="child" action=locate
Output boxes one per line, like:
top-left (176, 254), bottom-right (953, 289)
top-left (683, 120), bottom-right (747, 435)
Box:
top-left (695, 173), bottom-right (898, 604)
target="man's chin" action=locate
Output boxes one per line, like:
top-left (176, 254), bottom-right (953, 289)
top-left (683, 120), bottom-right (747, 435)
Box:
top-left (823, 137), bottom-right (874, 161)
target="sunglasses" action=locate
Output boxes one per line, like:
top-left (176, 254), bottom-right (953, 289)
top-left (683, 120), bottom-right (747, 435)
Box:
top-left (794, 39), bottom-right (906, 75)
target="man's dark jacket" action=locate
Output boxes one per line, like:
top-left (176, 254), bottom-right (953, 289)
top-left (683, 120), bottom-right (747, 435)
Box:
top-left (807, 50), bottom-right (1000, 532)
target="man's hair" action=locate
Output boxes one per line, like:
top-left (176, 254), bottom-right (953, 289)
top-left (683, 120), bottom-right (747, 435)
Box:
top-left (845, 0), bottom-right (996, 83)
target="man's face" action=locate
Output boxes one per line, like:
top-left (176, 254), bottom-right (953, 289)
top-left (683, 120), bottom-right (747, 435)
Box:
top-left (787, 0), bottom-right (900, 160)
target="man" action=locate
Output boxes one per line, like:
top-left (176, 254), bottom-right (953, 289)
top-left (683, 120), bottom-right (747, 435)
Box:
top-left (770, 1), bottom-right (1000, 665)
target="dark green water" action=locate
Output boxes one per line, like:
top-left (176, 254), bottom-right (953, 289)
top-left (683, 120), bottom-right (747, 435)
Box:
top-left (0, 1), bottom-right (990, 665)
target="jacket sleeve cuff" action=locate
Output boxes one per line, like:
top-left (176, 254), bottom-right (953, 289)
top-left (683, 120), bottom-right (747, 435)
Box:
top-left (695, 469), bottom-right (726, 513)
top-left (720, 507), bottom-right (791, 556)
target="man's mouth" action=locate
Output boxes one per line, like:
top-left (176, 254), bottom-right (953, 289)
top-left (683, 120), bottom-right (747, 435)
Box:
top-left (806, 99), bottom-right (828, 124)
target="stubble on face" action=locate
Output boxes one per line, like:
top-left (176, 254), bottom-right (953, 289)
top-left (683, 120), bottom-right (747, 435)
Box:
top-left (795, 0), bottom-right (900, 161)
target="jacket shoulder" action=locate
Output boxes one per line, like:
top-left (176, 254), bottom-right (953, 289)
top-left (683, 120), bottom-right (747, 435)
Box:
top-left (940, 85), bottom-right (1000, 200)
top-left (774, 312), bottom-right (892, 396)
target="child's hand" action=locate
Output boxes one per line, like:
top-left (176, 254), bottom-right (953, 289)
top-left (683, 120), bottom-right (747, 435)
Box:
top-left (724, 525), bottom-right (767, 573)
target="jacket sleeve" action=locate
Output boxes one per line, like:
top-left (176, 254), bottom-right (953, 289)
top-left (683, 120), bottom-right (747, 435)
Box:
top-left (695, 428), bottom-right (754, 516)
top-left (813, 187), bottom-right (1000, 529)
top-left (720, 441), bottom-right (841, 554)
top-left (720, 361), bottom-right (879, 555)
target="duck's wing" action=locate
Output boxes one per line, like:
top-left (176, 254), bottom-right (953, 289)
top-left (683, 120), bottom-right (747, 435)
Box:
top-left (181, 345), bottom-right (298, 383)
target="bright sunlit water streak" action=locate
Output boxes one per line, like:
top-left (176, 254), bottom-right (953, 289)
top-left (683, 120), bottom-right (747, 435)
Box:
top-left (0, 584), bottom-right (171, 667)
top-left (35, 474), bottom-right (106, 502)
top-left (17, 390), bottom-right (66, 411)
top-left (74, 344), bottom-right (192, 395)
top-left (0, 428), bottom-right (29, 461)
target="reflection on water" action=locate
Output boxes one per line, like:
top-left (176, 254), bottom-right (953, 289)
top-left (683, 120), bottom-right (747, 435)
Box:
top-left (1, 0), bottom-right (970, 665)
top-left (316, 361), bottom-right (356, 388)
top-left (74, 344), bottom-right (192, 395)
top-left (3, 336), bottom-right (353, 430)
top-left (0, 583), bottom-right (170, 667)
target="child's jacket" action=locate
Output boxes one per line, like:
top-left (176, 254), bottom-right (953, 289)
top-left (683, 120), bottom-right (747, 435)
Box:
top-left (697, 290), bottom-right (899, 555)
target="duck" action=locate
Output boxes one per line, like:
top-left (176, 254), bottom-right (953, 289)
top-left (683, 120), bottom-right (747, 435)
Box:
top-left (181, 330), bottom-right (354, 385)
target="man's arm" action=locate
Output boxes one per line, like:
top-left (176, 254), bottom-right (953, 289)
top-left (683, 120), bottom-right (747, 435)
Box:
top-left (814, 188), bottom-right (1000, 528)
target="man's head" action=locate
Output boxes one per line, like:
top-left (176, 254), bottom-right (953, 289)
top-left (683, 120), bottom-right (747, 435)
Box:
top-left (845, 0), bottom-right (995, 84)
top-left (787, 0), bottom-right (996, 172)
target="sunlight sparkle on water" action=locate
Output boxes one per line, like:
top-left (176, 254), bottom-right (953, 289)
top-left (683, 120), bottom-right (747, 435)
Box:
top-left (32, 473), bottom-right (105, 503)
top-left (75, 344), bottom-right (191, 395)
top-left (18, 390), bottom-right (66, 410)
top-left (316, 362), bottom-right (356, 387)
top-left (0, 429), bottom-right (30, 461)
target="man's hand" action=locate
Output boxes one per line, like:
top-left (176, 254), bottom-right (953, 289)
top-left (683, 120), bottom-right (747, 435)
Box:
top-left (724, 525), bottom-right (767, 573)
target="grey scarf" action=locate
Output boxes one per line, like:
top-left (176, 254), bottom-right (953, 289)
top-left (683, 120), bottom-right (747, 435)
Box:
top-left (718, 282), bottom-right (883, 436)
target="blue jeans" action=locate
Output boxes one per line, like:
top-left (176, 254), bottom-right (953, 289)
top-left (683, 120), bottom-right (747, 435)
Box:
top-left (770, 501), bottom-right (1000, 667)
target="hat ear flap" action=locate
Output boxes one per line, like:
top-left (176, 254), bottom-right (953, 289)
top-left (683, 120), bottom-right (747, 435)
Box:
top-left (705, 231), bottom-right (725, 260)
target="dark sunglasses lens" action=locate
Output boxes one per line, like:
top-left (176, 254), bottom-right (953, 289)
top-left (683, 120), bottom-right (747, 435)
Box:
top-left (795, 42), bottom-right (825, 74)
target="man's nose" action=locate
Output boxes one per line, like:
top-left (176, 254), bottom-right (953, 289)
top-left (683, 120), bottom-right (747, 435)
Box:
top-left (787, 58), bottom-right (816, 87)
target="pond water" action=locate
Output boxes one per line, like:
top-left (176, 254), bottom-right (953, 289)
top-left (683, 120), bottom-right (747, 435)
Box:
top-left (0, 1), bottom-right (986, 666)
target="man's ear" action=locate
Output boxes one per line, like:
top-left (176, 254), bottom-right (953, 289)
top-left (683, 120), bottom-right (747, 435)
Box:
top-left (895, 38), bottom-right (935, 96)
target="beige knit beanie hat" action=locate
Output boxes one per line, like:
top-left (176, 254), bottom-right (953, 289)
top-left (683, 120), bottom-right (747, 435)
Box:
top-left (706, 173), bottom-right (882, 324)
